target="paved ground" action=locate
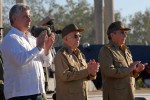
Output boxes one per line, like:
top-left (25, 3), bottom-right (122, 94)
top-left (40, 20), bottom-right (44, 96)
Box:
top-left (46, 89), bottom-right (150, 100)
top-left (46, 78), bottom-right (150, 100)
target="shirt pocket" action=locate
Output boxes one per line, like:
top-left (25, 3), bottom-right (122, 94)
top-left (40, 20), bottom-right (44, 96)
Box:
top-left (68, 60), bottom-right (79, 71)
top-left (80, 58), bottom-right (87, 67)
top-left (113, 57), bottom-right (125, 68)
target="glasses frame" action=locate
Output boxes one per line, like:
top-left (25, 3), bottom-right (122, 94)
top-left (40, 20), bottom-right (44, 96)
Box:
top-left (74, 34), bottom-right (81, 39)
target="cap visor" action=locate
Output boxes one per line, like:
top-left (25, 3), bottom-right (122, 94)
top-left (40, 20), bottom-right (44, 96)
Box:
top-left (77, 29), bottom-right (84, 32)
top-left (120, 28), bottom-right (131, 31)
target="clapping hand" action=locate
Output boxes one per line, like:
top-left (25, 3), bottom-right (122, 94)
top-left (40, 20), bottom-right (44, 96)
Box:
top-left (44, 32), bottom-right (55, 55)
top-left (36, 30), bottom-right (55, 55)
top-left (135, 62), bottom-right (148, 73)
top-left (87, 59), bottom-right (100, 76)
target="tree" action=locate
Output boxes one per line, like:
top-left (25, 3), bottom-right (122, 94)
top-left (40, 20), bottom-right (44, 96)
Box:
top-left (128, 8), bottom-right (150, 45)
top-left (2, 0), bottom-right (56, 35)
top-left (2, 0), bottom-right (95, 46)
top-left (3, 1), bottom-right (149, 46)
top-left (52, 0), bottom-right (95, 46)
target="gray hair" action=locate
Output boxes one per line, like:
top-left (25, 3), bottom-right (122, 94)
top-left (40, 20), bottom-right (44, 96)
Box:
top-left (9, 3), bottom-right (30, 25)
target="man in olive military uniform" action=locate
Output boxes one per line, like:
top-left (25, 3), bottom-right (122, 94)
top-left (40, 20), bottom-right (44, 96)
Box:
top-left (54, 24), bottom-right (99, 100)
top-left (98, 21), bottom-right (148, 100)
top-left (0, 27), bottom-right (5, 100)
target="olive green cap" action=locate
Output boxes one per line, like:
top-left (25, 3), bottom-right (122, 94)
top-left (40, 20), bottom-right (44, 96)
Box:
top-left (107, 21), bottom-right (131, 35)
top-left (62, 24), bottom-right (84, 38)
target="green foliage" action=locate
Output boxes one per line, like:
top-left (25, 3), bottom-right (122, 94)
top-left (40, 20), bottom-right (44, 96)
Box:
top-left (128, 8), bottom-right (150, 45)
top-left (115, 11), bottom-right (121, 21)
top-left (135, 78), bottom-right (145, 89)
top-left (2, 0), bottom-right (150, 46)
top-left (2, 0), bottom-right (95, 46)
top-left (52, 0), bottom-right (95, 46)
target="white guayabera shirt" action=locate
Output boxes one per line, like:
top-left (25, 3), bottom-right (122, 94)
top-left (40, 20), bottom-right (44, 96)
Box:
top-left (0, 27), bottom-right (53, 99)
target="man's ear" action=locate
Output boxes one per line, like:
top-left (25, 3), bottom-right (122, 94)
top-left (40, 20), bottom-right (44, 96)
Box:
top-left (63, 36), bottom-right (68, 42)
top-left (12, 15), bottom-right (17, 22)
top-left (110, 32), bottom-right (114, 38)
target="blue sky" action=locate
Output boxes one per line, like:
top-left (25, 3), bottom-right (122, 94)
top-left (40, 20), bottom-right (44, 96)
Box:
top-left (57, 0), bottom-right (150, 17)
top-left (114, 0), bottom-right (150, 17)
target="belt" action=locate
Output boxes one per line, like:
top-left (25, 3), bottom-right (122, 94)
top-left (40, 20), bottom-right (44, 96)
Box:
top-left (8, 93), bottom-right (42, 100)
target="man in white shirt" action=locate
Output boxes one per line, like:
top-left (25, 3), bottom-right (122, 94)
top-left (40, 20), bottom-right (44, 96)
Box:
top-left (0, 3), bottom-right (55, 100)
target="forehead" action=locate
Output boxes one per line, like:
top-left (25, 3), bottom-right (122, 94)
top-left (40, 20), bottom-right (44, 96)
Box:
top-left (69, 31), bottom-right (80, 35)
top-left (115, 29), bottom-right (127, 33)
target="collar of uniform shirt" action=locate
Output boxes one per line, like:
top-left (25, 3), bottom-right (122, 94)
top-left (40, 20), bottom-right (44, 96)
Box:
top-left (73, 49), bottom-right (80, 56)
top-left (119, 44), bottom-right (128, 51)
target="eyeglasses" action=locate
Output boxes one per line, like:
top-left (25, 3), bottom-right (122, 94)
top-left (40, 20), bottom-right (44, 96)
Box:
top-left (113, 31), bottom-right (127, 34)
top-left (74, 34), bottom-right (81, 38)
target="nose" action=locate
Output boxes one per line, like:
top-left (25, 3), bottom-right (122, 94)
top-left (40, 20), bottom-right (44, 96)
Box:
top-left (75, 36), bottom-right (81, 41)
top-left (122, 31), bottom-right (127, 38)
top-left (27, 16), bottom-right (31, 22)
top-left (28, 17), bottom-right (31, 22)
top-left (124, 32), bottom-right (127, 38)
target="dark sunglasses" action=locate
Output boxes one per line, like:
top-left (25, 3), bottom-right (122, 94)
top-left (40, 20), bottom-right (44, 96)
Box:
top-left (121, 31), bottom-right (127, 34)
top-left (113, 31), bottom-right (127, 34)
top-left (74, 34), bottom-right (81, 38)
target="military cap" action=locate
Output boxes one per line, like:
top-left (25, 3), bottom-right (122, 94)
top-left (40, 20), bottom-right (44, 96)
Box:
top-left (107, 21), bottom-right (131, 35)
top-left (62, 24), bottom-right (84, 38)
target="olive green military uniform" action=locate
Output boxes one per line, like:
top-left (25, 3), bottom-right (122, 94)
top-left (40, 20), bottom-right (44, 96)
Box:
top-left (54, 44), bottom-right (95, 100)
top-left (0, 52), bottom-right (5, 100)
top-left (98, 41), bottom-right (139, 100)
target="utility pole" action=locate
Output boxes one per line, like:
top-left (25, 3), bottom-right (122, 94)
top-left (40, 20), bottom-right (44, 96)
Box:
top-left (16, 0), bottom-right (26, 4)
top-left (104, 0), bottom-right (114, 43)
top-left (94, 0), bottom-right (104, 44)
